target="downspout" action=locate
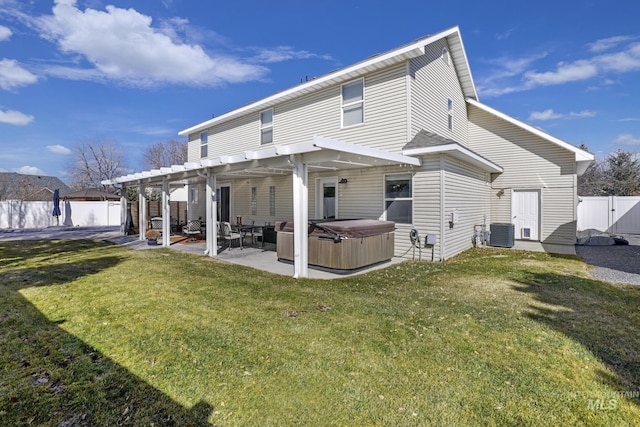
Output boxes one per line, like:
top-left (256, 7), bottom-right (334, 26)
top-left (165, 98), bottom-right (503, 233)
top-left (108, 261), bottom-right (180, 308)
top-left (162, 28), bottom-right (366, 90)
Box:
top-left (439, 154), bottom-right (445, 262)
top-left (162, 178), bottom-right (170, 247)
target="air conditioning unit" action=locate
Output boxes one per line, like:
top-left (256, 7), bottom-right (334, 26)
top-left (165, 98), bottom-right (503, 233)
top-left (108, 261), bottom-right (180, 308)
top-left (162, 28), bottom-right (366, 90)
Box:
top-left (490, 223), bottom-right (515, 248)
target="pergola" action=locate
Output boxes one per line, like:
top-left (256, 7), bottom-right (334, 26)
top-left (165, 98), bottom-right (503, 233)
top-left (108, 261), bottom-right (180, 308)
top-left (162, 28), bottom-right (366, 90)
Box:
top-left (103, 136), bottom-right (421, 278)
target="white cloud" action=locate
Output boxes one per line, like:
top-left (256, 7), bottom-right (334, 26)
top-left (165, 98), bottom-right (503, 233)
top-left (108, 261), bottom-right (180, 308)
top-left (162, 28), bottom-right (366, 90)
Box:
top-left (588, 36), bottom-right (633, 52)
top-left (595, 43), bottom-right (640, 73)
top-left (529, 109), bottom-right (596, 121)
top-left (249, 46), bottom-right (333, 64)
top-left (34, 1), bottom-right (269, 87)
top-left (480, 36), bottom-right (640, 98)
top-left (0, 25), bottom-right (12, 41)
top-left (15, 165), bottom-right (46, 175)
top-left (614, 134), bottom-right (640, 146)
top-left (529, 109), bottom-right (563, 121)
top-left (495, 28), bottom-right (516, 41)
top-left (0, 58), bottom-right (39, 90)
top-left (47, 144), bottom-right (72, 155)
top-left (524, 60), bottom-right (598, 86)
top-left (0, 108), bottom-right (34, 126)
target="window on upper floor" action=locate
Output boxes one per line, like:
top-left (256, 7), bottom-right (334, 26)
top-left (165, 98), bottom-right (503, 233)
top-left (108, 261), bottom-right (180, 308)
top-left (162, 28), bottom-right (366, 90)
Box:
top-left (341, 79), bottom-right (364, 127)
top-left (200, 131), bottom-right (208, 158)
top-left (442, 46), bottom-right (450, 66)
top-left (260, 109), bottom-right (273, 144)
top-left (384, 173), bottom-right (412, 224)
top-left (447, 98), bottom-right (453, 131)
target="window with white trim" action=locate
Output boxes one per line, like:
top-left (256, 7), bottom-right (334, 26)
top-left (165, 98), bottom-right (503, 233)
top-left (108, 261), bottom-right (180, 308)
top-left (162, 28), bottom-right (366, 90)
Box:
top-left (384, 173), bottom-right (412, 224)
top-left (341, 79), bottom-right (364, 127)
top-left (251, 187), bottom-right (257, 215)
top-left (269, 186), bottom-right (276, 216)
top-left (190, 187), bottom-right (199, 204)
top-left (442, 46), bottom-right (450, 65)
top-left (447, 98), bottom-right (453, 131)
top-left (200, 131), bottom-right (208, 158)
top-left (260, 109), bottom-right (273, 144)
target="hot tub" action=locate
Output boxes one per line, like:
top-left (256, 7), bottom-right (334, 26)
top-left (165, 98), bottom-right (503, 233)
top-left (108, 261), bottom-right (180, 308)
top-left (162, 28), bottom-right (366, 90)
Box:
top-left (276, 219), bottom-right (395, 271)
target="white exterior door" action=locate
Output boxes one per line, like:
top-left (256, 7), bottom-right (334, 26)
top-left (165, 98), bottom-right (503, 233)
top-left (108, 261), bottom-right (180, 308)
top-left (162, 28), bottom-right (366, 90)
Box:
top-left (315, 177), bottom-right (337, 220)
top-left (512, 190), bottom-right (540, 240)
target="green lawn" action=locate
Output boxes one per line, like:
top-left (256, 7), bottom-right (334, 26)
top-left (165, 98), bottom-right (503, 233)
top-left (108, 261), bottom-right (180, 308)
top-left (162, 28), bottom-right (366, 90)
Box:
top-left (1, 239), bottom-right (639, 426)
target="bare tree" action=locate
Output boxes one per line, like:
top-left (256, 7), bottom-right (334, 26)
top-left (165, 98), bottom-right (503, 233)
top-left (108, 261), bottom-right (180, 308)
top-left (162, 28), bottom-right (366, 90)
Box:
top-left (143, 139), bottom-right (188, 169)
top-left (68, 141), bottom-right (128, 192)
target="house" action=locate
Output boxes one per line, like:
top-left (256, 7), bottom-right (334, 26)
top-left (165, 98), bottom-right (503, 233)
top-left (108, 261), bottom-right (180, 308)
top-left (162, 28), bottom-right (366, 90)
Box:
top-left (0, 172), bottom-right (71, 201)
top-left (103, 26), bottom-right (593, 278)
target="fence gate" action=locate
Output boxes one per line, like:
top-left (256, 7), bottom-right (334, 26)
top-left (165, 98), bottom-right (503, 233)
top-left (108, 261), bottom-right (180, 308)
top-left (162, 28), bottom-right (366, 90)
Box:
top-left (577, 196), bottom-right (640, 234)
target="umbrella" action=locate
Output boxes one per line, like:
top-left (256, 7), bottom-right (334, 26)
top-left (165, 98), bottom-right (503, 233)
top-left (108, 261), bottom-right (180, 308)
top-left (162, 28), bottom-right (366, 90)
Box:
top-left (52, 189), bottom-right (61, 226)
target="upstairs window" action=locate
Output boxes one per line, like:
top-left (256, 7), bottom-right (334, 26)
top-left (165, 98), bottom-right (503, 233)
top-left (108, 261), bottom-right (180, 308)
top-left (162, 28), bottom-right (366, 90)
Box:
top-left (200, 131), bottom-right (208, 158)
top-left (260, 109), bottom-right (273, 144)
top-left (447, 98), bottom-right (453, 131)
top-left (341, 79), bottom-right (364, 127)
top-left (384, 173), bottom-right (412, 224)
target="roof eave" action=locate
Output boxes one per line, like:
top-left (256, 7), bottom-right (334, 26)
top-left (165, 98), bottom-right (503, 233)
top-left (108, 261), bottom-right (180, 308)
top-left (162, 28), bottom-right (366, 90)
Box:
top-left (403, 143), bottom-right (503, 173)
top-left (467, 98), bottom-right (595, 165)
top-left (179, 26), bottom-right (476, 137)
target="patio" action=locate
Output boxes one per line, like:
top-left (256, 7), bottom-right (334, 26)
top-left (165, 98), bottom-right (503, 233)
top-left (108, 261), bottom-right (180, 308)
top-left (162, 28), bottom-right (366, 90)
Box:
top-left (119, 232), bottom-right (405, 280)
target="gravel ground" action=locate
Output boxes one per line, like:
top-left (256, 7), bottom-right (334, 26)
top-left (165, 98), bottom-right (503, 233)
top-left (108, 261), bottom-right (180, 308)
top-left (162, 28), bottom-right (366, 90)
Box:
top-left (575, 234), bottom-right (640, 285)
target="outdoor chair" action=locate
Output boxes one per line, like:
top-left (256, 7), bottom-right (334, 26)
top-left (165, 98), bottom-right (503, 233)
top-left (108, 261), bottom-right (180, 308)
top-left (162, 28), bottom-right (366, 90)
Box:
top-left (150, 217), bottom-right (163, 232)
top-left (221, 221), bottom-right (242, 249)
top-left (248, 220), bottom-right (265, 247)
top-left (182, 219), bottom-right (201, 241)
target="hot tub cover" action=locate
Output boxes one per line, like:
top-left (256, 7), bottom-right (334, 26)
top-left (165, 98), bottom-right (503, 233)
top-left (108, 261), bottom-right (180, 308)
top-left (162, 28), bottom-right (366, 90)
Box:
top-left (276, 219), bottom-right (395, 238)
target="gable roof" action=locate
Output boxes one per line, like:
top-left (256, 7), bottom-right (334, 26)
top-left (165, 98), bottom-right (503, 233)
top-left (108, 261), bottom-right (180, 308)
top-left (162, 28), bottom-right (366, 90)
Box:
top-left (402, 130), bottom-right (503, 173)
top-left (0, 172), bottom-right (71, 201)
top-left (179, 26), bottom-right (477, 137)
top-left (466, 98), bottom-right (594, 175)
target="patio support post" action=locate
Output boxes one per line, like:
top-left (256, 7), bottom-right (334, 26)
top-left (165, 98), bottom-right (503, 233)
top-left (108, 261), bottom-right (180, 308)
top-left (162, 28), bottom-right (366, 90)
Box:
top-left (138, 184), bottom-right (146, 241)
top-left (292, 154), bottom-right (309, 278)
top-left (120, 188), bottom-right (127, 235)
top-left (162, 178), bottom-right (170, 247)
top-left (205, 169), bottom-right (217, 256)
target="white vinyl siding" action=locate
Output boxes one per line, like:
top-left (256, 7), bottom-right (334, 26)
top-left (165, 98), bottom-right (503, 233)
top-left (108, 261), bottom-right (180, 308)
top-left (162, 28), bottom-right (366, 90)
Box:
top-left (188, 64), bottom-right (408, 157)
top-left (410, 39), bottom-right (468, 145)
top-left (411, 158), bottom-right (443, 259)
top-left (229, 175), bottom-right (293, 223)
top-left (467, 104), bottom-right (578, 244)
top-left (442, 157), bottom-right (490, 259)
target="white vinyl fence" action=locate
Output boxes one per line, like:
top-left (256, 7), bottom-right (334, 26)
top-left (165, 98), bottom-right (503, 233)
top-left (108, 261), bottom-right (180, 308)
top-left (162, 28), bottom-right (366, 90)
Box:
top-left (577, 196), bottom-right (640, 234)
top-left (0, 200), bottom-right (121, 229)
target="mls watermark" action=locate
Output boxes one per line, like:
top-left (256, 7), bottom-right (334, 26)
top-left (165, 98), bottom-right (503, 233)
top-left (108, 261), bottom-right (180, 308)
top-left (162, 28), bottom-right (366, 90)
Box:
top-left (568, 390), bottom-right (640, 411)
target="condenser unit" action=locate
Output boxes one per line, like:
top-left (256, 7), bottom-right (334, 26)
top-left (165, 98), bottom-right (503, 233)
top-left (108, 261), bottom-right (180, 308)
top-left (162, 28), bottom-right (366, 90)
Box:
top-left (490, 223), bottom-right (515, 248)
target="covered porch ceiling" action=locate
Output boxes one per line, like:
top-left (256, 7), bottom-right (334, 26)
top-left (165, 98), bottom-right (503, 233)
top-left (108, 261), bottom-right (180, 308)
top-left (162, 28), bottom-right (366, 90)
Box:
top-left (104, 136), bottom-right (422, 187)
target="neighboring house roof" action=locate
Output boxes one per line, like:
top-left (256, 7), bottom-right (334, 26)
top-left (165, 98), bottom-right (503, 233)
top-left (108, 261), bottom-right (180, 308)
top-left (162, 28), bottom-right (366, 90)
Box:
top-left (466, 98), bottom-right (594, 175)
top-left (0, 172), bottom-right (71, 201)
top-left (402, 130), bottom-right (503, 173)
top-left (179, 26), bottom-right (476, 136)
top-left (62, 188), bottom-right (120, 201)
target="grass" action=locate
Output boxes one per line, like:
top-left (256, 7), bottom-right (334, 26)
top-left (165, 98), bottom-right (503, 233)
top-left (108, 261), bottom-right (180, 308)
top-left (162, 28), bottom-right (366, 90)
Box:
top-left (1, 239), bottom-right (639, 426)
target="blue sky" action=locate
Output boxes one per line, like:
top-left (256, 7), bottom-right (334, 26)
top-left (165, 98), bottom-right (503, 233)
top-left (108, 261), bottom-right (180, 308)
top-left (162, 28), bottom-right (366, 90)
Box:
top-left (1, 0), bottom-right (639, 184)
